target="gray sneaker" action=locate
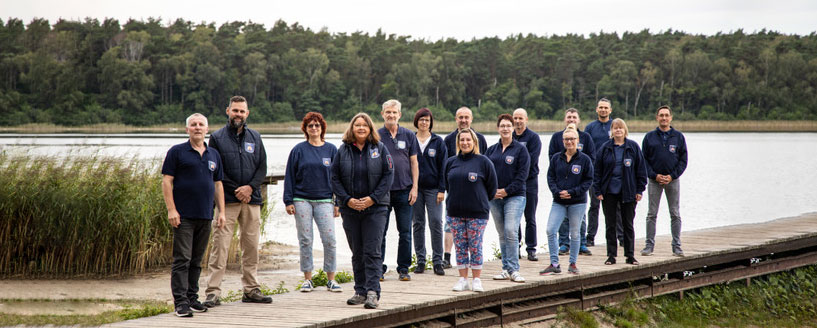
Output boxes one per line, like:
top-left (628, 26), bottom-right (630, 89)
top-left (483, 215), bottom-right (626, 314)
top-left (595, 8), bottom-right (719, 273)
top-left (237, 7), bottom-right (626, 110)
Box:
top-left (641, 248), bottom-right (654, 256)
top-left (539, 264), bottom-right (561, 275)
top-left (673, 248), bottom-right (685, 257)
top-left (203, 294), bottom-right (220, 308)
top-left (364, 291), bottom-right (379, 309)
top-left (568, 263), bottom-right (580, 274)
top-left (347, 294), bottom-right (366, 305)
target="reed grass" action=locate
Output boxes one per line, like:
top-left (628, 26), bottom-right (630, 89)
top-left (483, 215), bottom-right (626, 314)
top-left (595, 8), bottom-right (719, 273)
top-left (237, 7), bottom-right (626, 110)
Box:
top-left (0, 152), bottom-right (171, 277)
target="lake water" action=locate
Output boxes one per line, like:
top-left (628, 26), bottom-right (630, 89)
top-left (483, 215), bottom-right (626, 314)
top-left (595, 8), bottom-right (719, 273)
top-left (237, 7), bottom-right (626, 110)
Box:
top-left (2, 132), bottom-right (816, 270)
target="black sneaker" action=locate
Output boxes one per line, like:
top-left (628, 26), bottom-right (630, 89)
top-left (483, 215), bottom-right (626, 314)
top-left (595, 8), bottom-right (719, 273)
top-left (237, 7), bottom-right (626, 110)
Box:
top-left (189, 301), bottom-right (207, 313)
top-left (433, 264), bottom-right (445, 276)
top-left (364, 291), bottom-right (379, 309)
top-left (586, 239), bottom-right (595, 247)
top-left (175, 304), bottom-right (193, 317)
top-left (414, 263), bottom-right (425, 274)
top-left (242, 288), bottom-right (272, 303)
top-left (399, 271), bottom-right (411, 281)
top-left (442, 259), bottom-right (452, 269)
top-left (203, 294), bottom-right (220, 308)
top-left (527, 252), bottom-right (539, 261)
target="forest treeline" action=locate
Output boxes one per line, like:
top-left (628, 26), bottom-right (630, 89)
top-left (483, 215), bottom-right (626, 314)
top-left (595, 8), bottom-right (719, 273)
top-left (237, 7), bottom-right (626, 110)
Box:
top-left (1, 17), bottom-right (816, 126)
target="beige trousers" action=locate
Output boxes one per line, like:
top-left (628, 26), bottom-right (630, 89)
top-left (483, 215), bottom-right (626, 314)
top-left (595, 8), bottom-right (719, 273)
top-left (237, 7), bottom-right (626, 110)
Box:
top-left (205, 202), bottom-right (261, 296)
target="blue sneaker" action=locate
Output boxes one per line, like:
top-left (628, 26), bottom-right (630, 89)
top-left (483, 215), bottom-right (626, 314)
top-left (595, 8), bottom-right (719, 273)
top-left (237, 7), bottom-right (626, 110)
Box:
top-left (559, 245), bottom-right (569, 255)
top-left (579, 246), bottom-right (592, 256)
top-left (326, 279), bottom-right (343, 292)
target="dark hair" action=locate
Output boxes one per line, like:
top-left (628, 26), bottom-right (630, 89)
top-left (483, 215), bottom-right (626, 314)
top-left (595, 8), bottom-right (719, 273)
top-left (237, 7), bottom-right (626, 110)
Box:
top-left (598, 97), bottom-right (611, 105)
top-left (301, 112), bottom-right (327, 141)
top-left (342, 113), bottom-right (380, 145)
top-left (228, 95), bottom-right (247, 106)
top-left (496, 113), bottom-right (513, 126)
top-left (657, 105), bottom-right (672, 115)
top-left (565, 107), bottom-right (579, 115)
top-left (413, 107), bottom-right (433, 131)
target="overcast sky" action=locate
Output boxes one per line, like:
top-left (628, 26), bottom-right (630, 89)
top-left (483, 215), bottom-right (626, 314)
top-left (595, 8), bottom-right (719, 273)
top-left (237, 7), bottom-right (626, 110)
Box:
top-left (3, 0), bottom-right (816, 40)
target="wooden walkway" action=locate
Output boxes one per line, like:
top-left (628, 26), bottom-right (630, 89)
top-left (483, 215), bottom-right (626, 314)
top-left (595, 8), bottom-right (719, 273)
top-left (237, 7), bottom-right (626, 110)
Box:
top-left (110, 213), bottom-right (817, 327)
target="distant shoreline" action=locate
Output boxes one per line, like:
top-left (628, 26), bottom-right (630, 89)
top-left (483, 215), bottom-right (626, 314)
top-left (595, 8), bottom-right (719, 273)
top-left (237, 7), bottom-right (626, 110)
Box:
top-left (1, 120), bottom-right (816, 134)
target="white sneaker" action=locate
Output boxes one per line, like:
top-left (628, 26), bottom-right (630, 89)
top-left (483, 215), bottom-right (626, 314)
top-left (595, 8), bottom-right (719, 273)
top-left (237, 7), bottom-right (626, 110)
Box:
top-left (510, 271), bottom-right (526, 283)
top-left (472, 278), bottom-right (484, 292)
top-left (492, 270), bottom-right (510, 280)
top-left (452, 277), bottom-right (470, 292)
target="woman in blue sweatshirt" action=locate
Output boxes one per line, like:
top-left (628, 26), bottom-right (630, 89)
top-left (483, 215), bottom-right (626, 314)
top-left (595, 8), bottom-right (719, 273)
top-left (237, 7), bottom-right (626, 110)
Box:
top-left (411, 108), bottom-right (448, 276)
top-left (484, 114), bottom-right (529, 283)
top-left (284, 112), bottom-right (341, 293)
top-left (330, 113), bottom-right (394, 309)
top-left (593, 119), bottom-right (648, 266)
top-left (540, 125), bottom-right (593, 275)
top-left (444, 128), bottom-right (498, 293)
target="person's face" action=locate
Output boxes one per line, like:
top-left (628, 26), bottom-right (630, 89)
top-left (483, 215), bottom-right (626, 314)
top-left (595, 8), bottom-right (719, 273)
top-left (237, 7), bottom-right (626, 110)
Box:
top-left (611, 124), bottom-right (626, 139)
top-left (186, 117), bottom-right (208, 141)
top-left (306, 120), bottom-right (322, 139)
top-left (657, 108), bottom-right (672, 129)
top-left (596, 101), bottom-right (611, 119)
top-left (456, 110), bottom-right (473, 129)
top-left (417, 116), bottom-right (431, 132)
top-left (498, 119), bottom-right (513, 138)
top-left (458, 132), bottom-right (474, 153)
top-left (564, 112), bottom-right (580, 126)
top-left (381, 106), bottom-right (401, 125)
top-left (226, 101), bottom-right (249, 128)
top-left (562, 132), bottom-right (578, 151)
top-left (353, 117), bottom-right (370, 141)
top-left (512, 112), bottom-right (527, 130)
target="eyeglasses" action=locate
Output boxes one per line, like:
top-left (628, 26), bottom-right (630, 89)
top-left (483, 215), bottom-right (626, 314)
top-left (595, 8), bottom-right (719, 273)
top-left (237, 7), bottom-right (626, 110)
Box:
top-left (563, 137), bottom-right (577, 141)
top-left (307, 124), bottom-right (321, 129)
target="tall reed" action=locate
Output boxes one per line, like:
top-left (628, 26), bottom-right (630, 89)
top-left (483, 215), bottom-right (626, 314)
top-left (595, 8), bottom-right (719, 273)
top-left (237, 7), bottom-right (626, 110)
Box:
top-left (0, 152), bottom-right (171, 277)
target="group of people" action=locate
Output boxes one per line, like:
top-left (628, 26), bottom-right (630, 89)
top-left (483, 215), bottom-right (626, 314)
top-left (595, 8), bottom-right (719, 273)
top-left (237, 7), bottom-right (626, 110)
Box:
top-left (161, 96), bottom-right (688, 316)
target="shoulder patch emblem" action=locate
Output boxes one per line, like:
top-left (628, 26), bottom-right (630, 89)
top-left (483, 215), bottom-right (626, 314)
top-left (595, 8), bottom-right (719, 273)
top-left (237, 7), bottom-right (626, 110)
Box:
top-left (386, 154), bottom-right (394, 170)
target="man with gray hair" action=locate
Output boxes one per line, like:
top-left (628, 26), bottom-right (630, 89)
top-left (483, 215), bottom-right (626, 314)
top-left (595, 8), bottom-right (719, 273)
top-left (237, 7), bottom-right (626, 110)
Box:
top-left (378, 99), bottom-right (420, 281)
top-left (512, 108), bottom-right (542, 261)
top-left (162, 113), bottom-right (226, 317)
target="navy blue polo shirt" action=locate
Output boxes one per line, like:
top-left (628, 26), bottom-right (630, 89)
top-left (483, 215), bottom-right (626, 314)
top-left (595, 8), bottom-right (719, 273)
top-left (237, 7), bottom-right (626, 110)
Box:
top-left (378, 125), bottom-right (419, 191)
top-left (513, 128), bottom-right (542, 188)
top-left (161, 140), bottom-right (224, 220)
top-left (584, 119), bottom-right (613, 153)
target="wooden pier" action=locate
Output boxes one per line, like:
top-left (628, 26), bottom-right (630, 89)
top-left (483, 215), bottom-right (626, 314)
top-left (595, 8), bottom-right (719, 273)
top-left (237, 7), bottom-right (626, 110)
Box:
top-left (110, 213), bottom-right (817, 327)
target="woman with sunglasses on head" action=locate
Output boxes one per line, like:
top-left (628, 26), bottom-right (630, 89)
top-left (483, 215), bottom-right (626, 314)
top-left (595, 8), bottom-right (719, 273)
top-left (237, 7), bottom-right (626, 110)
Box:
top-left (283, 112), bottom-right (342, 293)
top-left (593, 118), bottom-right (648, 266)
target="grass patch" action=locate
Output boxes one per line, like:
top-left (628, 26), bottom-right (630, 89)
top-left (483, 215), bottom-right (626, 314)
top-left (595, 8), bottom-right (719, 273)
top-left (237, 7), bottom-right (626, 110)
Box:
top-left (553, 264), bottom-right (817, 327)
top-left (0, 299), bottom-right (171, 326)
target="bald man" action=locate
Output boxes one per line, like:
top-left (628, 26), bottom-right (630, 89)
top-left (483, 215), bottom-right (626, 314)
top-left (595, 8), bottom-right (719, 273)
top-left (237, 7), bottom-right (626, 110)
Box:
top-left (512, 108), bottom-right (542, 261)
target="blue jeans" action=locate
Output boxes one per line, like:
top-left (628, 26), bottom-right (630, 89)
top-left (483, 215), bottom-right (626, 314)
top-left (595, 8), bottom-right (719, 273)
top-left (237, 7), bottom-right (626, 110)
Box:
top-left (293, 201), bottom-right (337, 273)
top-left (382, 189), bottom-right (413, 273)
top-left (558, 214), bottom-right (587, 248)
top-left (547, 202), bottom-right (587, 266)
top-left (490, 196), bottom-right (526, 273)
top-left (412, 188), bottom-right (444, 265)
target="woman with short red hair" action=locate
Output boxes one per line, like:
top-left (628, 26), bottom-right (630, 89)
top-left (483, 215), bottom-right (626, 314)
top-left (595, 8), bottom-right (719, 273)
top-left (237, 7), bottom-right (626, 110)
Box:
top-left (283, 112), bottom-right (342, 293)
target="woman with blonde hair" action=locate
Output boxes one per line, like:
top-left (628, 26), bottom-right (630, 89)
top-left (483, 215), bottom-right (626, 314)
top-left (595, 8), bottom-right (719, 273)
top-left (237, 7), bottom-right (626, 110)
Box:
top-left (443, 128), bottom-right (497, 292)
top-left (593, 119), bottom-right (647, 266)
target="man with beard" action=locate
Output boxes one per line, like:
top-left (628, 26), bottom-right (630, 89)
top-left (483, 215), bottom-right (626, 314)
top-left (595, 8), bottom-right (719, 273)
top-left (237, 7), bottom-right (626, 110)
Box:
top-left (204, 96), bottom-right (271, 307)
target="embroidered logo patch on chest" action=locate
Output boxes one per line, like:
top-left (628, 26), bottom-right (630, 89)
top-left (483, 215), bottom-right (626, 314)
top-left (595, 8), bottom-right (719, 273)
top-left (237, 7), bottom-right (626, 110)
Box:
top-left (370, 149), bottom-right (380, 159)
top-left (505, 156), bottom-right (514, 164)
top-left (428, 148), bottom-right (436, 157)
top-left (244, 142), bottom-right (255, 153)
top-left (468, 172), bottom-right (478, 182)
top-left (572, 165), bottom-right (582, 174)
top-left (397, 140), bottom-right (406, 149)
top-left (669, 145), bottom-right (677, 153)
top-left (209, 160), bottom-right (216, 171)
top-left (322, 158), bottom-right (331, 167)
top-left (624, 158), bottom-right (632, 167)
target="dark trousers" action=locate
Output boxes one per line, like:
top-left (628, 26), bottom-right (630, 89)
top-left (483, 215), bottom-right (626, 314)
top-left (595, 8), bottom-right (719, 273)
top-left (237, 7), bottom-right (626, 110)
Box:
top-left (602, 194), bottom-right (636, 258)
top-left (381, 189), bottom-right (413, 273)
top-left (518, 188), bottom-right (539, 254)
top-left (588, 186), bottom-right (624, 243)
top-left (171, 218), bottom-right (211, 307)
top-left (343, 206), bottom-right (387, 297)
